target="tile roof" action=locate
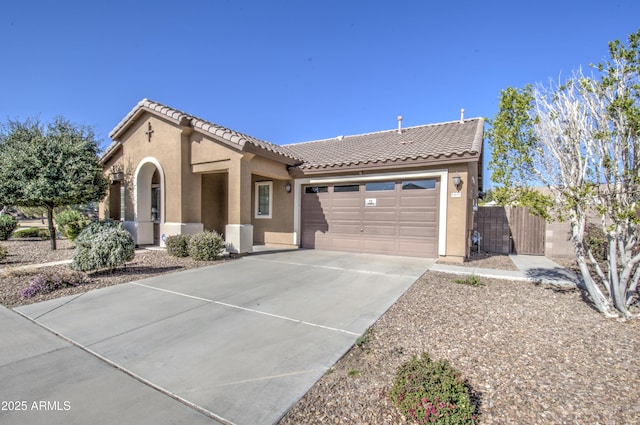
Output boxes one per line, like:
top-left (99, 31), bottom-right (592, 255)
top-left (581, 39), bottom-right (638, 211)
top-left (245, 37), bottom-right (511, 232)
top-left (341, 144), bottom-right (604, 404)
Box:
top-left (104, 99), bottom-right (302, 163)
top-left (103, 99), bottom-right (483, 170)
top-left (284, 118), bottom-right (484, 170)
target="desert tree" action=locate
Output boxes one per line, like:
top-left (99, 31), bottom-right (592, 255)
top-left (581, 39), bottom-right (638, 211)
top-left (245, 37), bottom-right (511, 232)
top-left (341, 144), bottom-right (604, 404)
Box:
top-left (0, 117), bottom-right (109, 250)
top-left (487, 30), bottom-right (640, 318)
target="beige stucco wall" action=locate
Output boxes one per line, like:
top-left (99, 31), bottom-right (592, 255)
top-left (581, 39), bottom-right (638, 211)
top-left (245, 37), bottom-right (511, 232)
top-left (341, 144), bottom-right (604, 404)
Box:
top-left (201, 173), bottom-right (228, 235)
top-left (442, 163), bottom-right (475, 262)
top-left (251, 176), bottom-right (295, 245)
top-left (190, 132), bottom-right (244, 173)
top-left (100, 147), bottom-right (124, 220)
top-left (100, 112), bottom-right (191, 224)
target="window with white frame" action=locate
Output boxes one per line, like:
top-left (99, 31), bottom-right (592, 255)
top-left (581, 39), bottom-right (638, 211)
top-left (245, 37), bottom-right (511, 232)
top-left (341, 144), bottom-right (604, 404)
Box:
top-left (255, 181), bottom-right (272, 218)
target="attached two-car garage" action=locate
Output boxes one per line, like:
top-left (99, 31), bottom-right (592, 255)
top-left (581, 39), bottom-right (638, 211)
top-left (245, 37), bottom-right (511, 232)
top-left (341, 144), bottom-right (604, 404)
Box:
top-left (300, 178), bottom-right (440, 258)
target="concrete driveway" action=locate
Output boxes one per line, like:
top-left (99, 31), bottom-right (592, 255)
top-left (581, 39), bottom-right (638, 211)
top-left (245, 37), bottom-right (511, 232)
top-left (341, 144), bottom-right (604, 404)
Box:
top-left (2, 249), bottom-right (433, 425)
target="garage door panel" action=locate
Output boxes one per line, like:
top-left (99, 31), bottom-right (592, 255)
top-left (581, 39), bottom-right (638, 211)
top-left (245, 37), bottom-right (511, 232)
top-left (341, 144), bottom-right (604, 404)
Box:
top-left (331, 197), bottom-right (362, 207)
top-left (398, 240), bottom-right (437, 256)
top-left (400, 211), bottom-right (432, 221)
top-left (311, 236), bottom-right (332, 250)
top-left (400, 196), bottom-right (437, 207)
top-left (332, 210), bottom-right (361, 220)
top-left (400, 211), bottom-right (438, 223)
top-left (330, 236), bottom-right (361, 250)
top-left (302, 231), bottom-right (331, 248)
top-left (331, 224), bottom-right (362, 234)
top-left (362, 242), bottom-right (399, 255)
top-left (363, 210), bottom-right (397, 221)
top-left (303, 211), bottom-right (328, 221)
top-left (301, 180), bottom-right (440, 258)
top-left (364, 227), bottom-right (396, 236)
top-left (364, 198), bottom-right (396, 207)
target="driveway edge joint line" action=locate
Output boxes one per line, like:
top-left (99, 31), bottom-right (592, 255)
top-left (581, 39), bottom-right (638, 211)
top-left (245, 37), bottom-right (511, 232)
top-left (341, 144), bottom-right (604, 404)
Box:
top-left (215, 301), bottom-right (360, 336)
top-left (185, 368), bottom-right (325, 392)
top-left (32, 292), bottom-right (86, 320)
top-left (132, 282), bottom-right (214, 302)
top-left (11, 308), bottom-right (238, 425)
top-left (132, 282), bottom-right (360, 336)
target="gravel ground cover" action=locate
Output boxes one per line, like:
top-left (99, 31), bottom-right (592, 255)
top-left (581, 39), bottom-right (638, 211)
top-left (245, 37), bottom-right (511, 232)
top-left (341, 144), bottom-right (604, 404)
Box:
top-left (279, 272), bottom-right (640, 425)
top-left (1, 239), bottom-right (638, 424)
top-left (0, 239), bottom-right (227, 308)
top-left (439, 251), bottom-right (519, 271)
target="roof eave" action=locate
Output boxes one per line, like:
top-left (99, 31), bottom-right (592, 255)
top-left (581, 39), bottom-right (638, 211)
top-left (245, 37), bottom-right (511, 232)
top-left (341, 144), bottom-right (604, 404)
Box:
top-left (289, 152), bottom-right (481, 176)
top-left (109, 99), bottom-right (148, 141)
top-left (471, 117), bottom-right (485, 153)
top-left (99, 141), bottom-right (122, 165)
top-left (243, 142), bottom-right (303, 166)
top-left (109, 98), bottom-right (190, 141)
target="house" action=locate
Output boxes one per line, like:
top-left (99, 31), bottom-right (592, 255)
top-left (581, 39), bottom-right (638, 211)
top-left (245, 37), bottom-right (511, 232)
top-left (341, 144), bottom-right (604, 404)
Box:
top-left (99, 99), bottom-right (483, 262)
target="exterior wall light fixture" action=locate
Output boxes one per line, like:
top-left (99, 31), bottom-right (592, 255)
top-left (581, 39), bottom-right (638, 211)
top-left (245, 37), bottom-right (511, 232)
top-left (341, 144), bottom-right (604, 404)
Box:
top-left (452, 173), bottom-right (463, 192)
top-left (285, 181), bottom-right (292, 193)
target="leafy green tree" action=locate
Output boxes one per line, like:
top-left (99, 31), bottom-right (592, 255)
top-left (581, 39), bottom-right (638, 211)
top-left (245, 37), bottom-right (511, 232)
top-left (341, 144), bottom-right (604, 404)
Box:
top-left (0, 117), bottom-right (109, 250)
top-left (486, 30), bottom-right (640, 318)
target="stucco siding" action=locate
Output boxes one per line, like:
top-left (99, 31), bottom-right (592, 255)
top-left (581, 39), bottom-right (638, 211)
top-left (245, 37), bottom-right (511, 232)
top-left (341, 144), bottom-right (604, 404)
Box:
top-left (190, 132), bottom-right (244, 170)
top-left (443, 164), bottom-right (471, 261)
top-left (201, 173), bottom-right (228, 235)
top-left (251, 176), bottom-right (295, 245)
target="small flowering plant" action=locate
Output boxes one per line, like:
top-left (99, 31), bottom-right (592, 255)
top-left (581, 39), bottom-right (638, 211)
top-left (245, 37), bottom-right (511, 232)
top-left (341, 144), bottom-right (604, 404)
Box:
top-left (20, 270), bottom-right (90, 299)
top-left (389, 353), bottom-right (478, 424)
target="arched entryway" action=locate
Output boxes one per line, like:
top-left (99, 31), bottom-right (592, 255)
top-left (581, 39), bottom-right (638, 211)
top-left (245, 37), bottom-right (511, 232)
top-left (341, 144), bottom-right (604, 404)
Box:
top-left (134, 158), bottom-right (165, 245)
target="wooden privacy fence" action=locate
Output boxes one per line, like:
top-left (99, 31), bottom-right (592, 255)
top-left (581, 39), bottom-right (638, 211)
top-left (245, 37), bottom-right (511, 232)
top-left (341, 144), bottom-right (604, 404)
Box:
top-left (474, 206), bottom-right (546, 255)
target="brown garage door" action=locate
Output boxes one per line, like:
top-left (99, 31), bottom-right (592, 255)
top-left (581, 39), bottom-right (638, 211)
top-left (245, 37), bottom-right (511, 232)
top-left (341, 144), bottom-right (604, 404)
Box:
top-left (301, 179), bottom-right (439, 257)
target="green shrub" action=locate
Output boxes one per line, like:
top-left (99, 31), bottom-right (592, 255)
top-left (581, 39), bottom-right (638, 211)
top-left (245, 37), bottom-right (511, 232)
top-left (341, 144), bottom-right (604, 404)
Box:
top-left (453, 275), bottom-right (485, 287)
top-left (13, 227), bottom-right (50, 239)
top-left (188, 231), bottom-right (225, 261)
top-left (348, 369), bottom-right (361, 377)
top-left (389, 353), bottom-right (478, 424)
top-left (166, 234), bottom-right (192, 257)
top-left (55, 209), bottom-right (90, 242)
top-left (355, 327), bottom-right (374, 350)
top-left (0, 244), bottom-right (7, 262)
top-left (71, 221), bottom-right (135, 272)
top-left (0, 215), bottom-right (18, 240)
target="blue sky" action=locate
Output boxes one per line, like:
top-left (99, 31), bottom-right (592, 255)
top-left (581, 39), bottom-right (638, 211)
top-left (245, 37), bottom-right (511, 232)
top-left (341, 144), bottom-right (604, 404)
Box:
top-left (2, 1), bottom-right (639, 188)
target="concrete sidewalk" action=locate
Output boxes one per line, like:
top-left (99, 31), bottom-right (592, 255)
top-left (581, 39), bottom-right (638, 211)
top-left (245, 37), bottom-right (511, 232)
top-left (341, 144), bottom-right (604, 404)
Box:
top-left (432, 254), bottom-right (581, 287)
top-left (0, 304), bottom-right (221, 425)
